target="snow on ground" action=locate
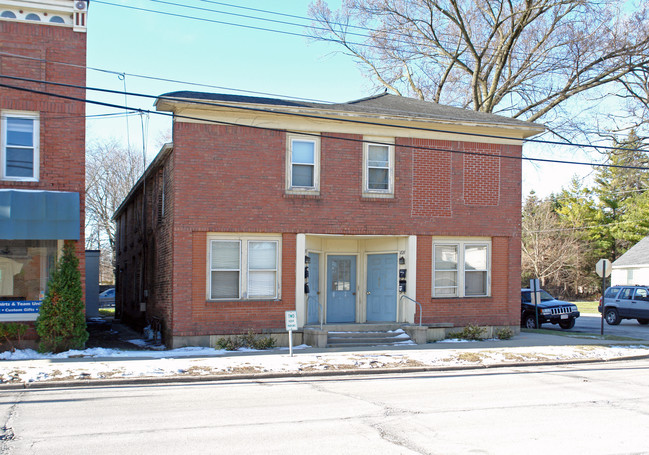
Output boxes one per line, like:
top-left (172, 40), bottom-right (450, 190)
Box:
top-left (1, 342), bottom-right (648, 385)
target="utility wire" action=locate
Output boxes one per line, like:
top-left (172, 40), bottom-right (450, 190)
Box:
top-left (1, 79), bottom-right (648, 171)
top-left (1, 73), bottom-right (646, 154)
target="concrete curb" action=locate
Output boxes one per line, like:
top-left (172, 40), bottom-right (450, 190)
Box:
top-left (3, 352), bottom-right (649, 391)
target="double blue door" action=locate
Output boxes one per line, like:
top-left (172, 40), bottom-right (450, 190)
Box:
top-left (366, 253), bottom-right (398, 322)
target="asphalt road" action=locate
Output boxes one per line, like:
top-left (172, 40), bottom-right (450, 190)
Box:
top-left (2, 360), bottom-right (649, 454)
top-left (541, 312), bottom-right (649, 340)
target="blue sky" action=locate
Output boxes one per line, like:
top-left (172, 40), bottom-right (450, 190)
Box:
top-left (85, 0), bottom-right (594, 198)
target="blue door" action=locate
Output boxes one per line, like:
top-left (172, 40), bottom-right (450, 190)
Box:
top-left (366, 253), bottom-right (398, 322)
top-left (307, 253), bottom-right (320, 324)
top-left (327, 255), bottom-right (357, 323)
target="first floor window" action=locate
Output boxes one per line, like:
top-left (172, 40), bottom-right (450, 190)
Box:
top-left (433, 240), bottom-right (490, 297)
top-left (1, 112), bottom-right (39, 181)
top-left (209, 236), bottom-right (280, 300)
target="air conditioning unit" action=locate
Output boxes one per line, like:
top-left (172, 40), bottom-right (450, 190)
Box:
top-left (74, 1), bottom-right (88, 11)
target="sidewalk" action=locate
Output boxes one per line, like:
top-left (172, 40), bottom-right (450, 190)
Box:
top-left (1, 327), bottom-right (649, 389)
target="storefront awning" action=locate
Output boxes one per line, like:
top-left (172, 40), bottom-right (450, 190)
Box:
top-left (0, 190), bottom-right (80, 240)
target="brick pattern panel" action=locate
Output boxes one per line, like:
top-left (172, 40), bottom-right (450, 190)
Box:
top-left (409, 138), bottom-right (452, 217)
top-left (463, 144), bottom-right (500, 206)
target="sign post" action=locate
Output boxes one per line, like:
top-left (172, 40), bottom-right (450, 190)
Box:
top-left (530, 279), bottom-right (540, 328)
top-left (596, 259), bottom-right (612, 336)
top-left (285, 311), bottom-right (298, 357)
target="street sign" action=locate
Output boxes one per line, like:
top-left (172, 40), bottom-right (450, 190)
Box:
top-left (596, 259), bottom-right (612, 278)
top-left (285, 311), bottom-right (298, 331)
top-left (285, 311), bottom-right (297, 357)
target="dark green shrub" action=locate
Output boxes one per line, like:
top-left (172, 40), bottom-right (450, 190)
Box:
top-left (446, 323), bottom-right (486, 341)
top-left (215, 330), bottom-right (276, 351)
top-left (36, 242), bottom-right (89, 353)
top-left (0, 322), bottom-right (28, 352)
top-left (496, 328), bottom-right (514, 340)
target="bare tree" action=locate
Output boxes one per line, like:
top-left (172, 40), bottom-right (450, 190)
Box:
top-left (521, 193), bottom-right (584, 297)
top-left (86, 139), bottom-right (144, 282)
top-left (309, 0), bottom-right (649, 134)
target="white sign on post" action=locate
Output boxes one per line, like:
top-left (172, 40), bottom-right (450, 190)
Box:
top-left (285, 311), bottom-right (297, 357)
top-left (596, 259), bottom-right (612, 278)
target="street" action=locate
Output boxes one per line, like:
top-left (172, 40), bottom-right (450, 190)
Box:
top-left (544, 313), bottom-right (649, 340)
top-left (2, 359), bottom-right (649, 454)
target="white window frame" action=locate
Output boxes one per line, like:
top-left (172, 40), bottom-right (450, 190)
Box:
top-left (286, 134), bottom-right (320, 194)
top-left (432, 239), bottom-right (491, 298)
top-left (208, 235), bottom-right (281, 300)
top-left (1, 111), bottom-right (40, 181)
top-left (362, 138), bottom-right (394, 197)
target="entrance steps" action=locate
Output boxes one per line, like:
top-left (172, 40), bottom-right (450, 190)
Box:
top-left (322, 324), bottom-right (413, 348)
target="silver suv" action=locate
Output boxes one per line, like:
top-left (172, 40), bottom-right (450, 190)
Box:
top-left (599, 285), bottom-right (649, 325)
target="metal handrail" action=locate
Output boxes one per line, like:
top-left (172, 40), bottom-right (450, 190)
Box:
top-left (307, 295), bottom-right (324, 330)
top-left (399, 295), bottom-right (423, 327)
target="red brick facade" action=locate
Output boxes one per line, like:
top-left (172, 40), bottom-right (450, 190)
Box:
top-left (0, 11), bottom-right (86, 334)
top-left (116, 99), bottom-right (534, 346)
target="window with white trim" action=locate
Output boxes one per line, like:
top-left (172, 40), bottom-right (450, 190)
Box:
top-left (1, 112), bottom-right (39, 181)
top-left (209, 236), bottom-right (280, 300)
top-left (433, 240), bottom-right (490, 297)
top-left (363, 140), bottom-right (394, 196)
top-left (287, 135), bottom-right (319, 192)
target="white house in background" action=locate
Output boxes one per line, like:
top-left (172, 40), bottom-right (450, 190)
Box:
top-left (612, 236), bottom-right (649, 286)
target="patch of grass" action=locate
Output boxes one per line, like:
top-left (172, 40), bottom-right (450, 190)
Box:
top-left (571, 300), bottom-right (599, 314)
top-left (98, 308), bottom-right (115, 317)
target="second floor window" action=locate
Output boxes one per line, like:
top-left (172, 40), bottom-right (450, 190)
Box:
top-left (363, 140), bottom-right (394, 196)
top-left (287, 135), bottom-right (320, 193)
top-left (1, 112), bottom-right (39, 181)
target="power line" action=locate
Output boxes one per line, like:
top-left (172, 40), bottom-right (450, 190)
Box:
top-left (0, 50), bottom-right (334, 104)
top-left (2, 79), bottom-right (648, 171)
top-left (1, 73), bottom-right (647, 155)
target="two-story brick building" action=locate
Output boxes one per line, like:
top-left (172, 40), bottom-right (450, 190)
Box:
top-left (115, 91), bottom-right (543, 348)
top-left (0, 0), bottom-right (88, 327)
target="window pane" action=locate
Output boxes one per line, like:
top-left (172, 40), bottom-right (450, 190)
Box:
top-left (368, 168), bottom-right (389, 190)
top-left (5, 147), bottom-right (34, 177)
top-left (7, 118), bottom-right (34, 146)
top-left (249, 241), bottom-right (276, 269)
top-left (211, 241), bottom-right (240, 269)
top-left (292, 140), bottom-right (314, 164)
top-left (249, 271), bottom-right (276, 297)
top-left (211, 271), bottom-right (239, 298)
top-left (368, 145), bottom-right (389, 166)
top-left (465, 271), bottom-right (487, 295)
top-left (435, 287), bottom-right (457, 297)
top-left (435, 245), bottom-right (458, 270)
top-left (292, 164), bottom-right (314, 187)
top-left (435, 271), bottom-right (457, 287)
top-left (465, 245), bottom-right (487, 270)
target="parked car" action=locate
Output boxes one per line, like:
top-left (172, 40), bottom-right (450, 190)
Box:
top-left (98, 288), bottom-right (115, 307)
top-left (598, 285), bottom-right (649, 325)
top-left (521, 289), bottom-right (580, 329)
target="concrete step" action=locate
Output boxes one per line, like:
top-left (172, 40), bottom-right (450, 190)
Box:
top-left (326, 329), bottom-right (412, 348)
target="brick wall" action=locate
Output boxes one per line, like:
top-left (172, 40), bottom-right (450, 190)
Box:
top-left (0, 20), bottom-right (87, 320)
top-left (118, 117), bottom-right (523, 340)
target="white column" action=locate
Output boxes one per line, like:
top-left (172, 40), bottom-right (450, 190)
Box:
top-left (295, 233), bottom-right (306, 328)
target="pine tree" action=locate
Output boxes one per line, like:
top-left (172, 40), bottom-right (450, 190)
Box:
top-left (36, 242), bottom-right (89, 353)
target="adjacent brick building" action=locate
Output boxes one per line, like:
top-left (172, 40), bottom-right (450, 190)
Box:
top-left (0, 0), bottom-right (88, 327)
top-left (115, 92), bottom-right (543, 348)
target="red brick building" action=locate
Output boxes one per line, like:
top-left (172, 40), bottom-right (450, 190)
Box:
top-left (0, 1), bottom-right (88, 326)
top-left (115, 92), bottom-right (543, 347)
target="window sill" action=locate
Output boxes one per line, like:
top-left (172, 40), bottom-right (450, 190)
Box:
top-left (361, 193), bottom-right (394, 201)
top-left (284, 191), bottom-right (321, 200)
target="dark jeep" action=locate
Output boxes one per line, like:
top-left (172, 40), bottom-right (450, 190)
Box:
top-left (521, 289), bottom-right (580, 329)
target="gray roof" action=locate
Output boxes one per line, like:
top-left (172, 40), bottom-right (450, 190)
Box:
top-left (613, 236), bottom-right (649, 267)
top-left (157, 91), bottom-right (542, 131)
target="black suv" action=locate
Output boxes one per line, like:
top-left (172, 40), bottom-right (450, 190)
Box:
top-left (521, 289), bottom-right (580, 329)
top-left (598, 285), bottom-right (649, 325)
